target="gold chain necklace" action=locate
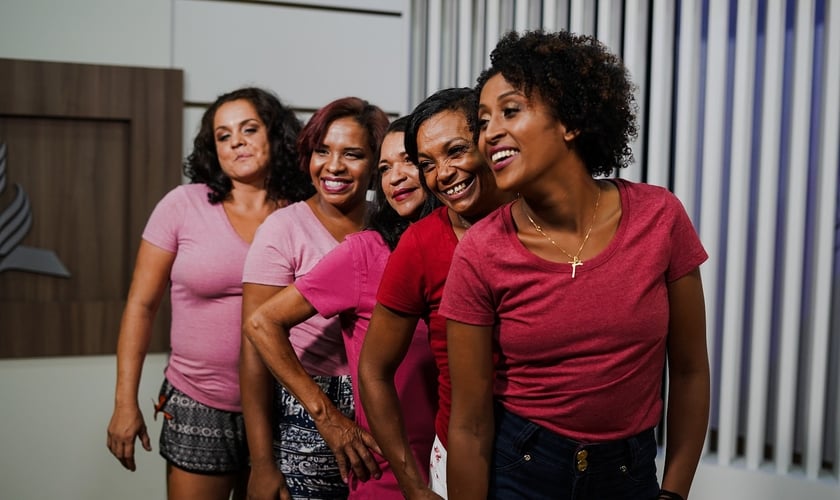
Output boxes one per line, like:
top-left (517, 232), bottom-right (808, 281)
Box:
top-left (523, 186), bottom-right (601, 278)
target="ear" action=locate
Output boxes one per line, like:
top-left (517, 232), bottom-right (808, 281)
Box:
top-left (563, 128), bottom-right (580, 142)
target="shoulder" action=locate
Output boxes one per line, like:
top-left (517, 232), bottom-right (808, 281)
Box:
top-left (260, 201), bottom-right (312, 230)
top-left (345, 229), bottom-right (387, 250)
top-left (616, 179), bottom-right (687, 215)
top-left (404, 206), bottom-right (449, 238)
top-left (460, 203), bottom-right (510, 248)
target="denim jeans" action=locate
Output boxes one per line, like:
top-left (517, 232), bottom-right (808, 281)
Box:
top-left (490, 404), bottom-right (660, 500)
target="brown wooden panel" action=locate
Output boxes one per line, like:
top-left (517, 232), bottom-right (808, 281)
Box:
top-left (0, 58), bottom-right (183, 358)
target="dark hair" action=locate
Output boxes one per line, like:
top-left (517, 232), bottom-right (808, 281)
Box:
top-left (183, 87), bottom-right (314, 204)
top-left (476, 30), bottom-right (638, 177)
top-left (296, 97), bottom-right (390, 180)
top-left (368, 116), bottom-right (441, 250)
top-left (404, 87), bottom-right (479, 165)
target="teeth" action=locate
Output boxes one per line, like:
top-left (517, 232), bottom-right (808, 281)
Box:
top-left (491, 149), bottom-right (518, 163)
top-left (325, 180), bottom-right (348, 189)
top-left (444, 182), bottom-right (468, 196)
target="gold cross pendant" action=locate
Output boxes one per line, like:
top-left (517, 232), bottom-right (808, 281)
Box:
top-left (569, 257), bottom-right (583, 278)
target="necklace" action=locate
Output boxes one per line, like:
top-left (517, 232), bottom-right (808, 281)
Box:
top-left (456, 214), bottom-right (472, 229)
top-left (524, 185), bottom-right (601, 278)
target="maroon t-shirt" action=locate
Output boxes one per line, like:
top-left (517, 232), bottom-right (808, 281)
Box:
top-left (440, 180), bottom-right (708, 441)
top-left (377, 206), bottom-right (457, 447)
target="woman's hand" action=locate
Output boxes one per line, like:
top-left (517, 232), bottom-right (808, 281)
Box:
top-left (314, 405), bottom-right (382, 483)
top-left (247, 461), bottom-right (291, 500)
top-left (106, 402), bottom-right (152, 471)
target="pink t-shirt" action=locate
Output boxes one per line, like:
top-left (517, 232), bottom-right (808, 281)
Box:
top-left (142, 183), bottom-right (247, 412)
top-left (242, 201), bottom-right (347, 376)
top-left (296, 230), bottom-right (437, 498)
top-left (440, 179), bottom-right (708, 441)
top-left (376, 206), bottom-right (457, 447)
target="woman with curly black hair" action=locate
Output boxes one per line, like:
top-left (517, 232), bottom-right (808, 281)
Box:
top-left (440, 31), bottom-right (710, 500)
top-left (107, 87), bottom-right (307, 500)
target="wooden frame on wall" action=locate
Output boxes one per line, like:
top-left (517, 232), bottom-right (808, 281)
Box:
top-left (0, 58), bottom-right (183, 358)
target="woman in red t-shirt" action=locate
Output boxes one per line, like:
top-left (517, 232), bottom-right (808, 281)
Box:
top-left (358, 88), bottom-right (514, 499)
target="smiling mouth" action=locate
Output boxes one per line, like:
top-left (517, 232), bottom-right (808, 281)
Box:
top-left (491, 149), bottom-right (518, 163)
top-left (392, 187), bottom-right (417, 198)
top-left (322, 179), bottom-right (352, 192)
top-left (443, 178), bottom-right (472, 196)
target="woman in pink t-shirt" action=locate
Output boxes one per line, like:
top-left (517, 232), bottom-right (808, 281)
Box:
top-left (240, 97), bottom-right (389, 499)
top-left (242, 117), bottom-right (440, 498)
top-left (106, 87), bottom-right (310, 500)
top-left (441, 31), bottom-right (710, 500)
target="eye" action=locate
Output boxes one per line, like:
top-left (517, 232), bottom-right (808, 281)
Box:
top-left (448, 144), bottom-right (469, 158)
top-left (418, 160), bottom-right (435, 173)
top-left (477, 112), bottom-right (490, 130)
top-left (502, 106), bottom-right (519, 118)
top-left (345, 151), bottom-right (365, 160)
top-left (314, 148), bottom-right (329, 156)
top-left (378, 162), bottom-right (391, 173)
top-left (244, 126), bottom-right (258, 134)
top-left (216, 133), bottom-right (230, 142)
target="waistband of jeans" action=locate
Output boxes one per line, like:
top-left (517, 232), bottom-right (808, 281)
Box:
top-left (494, 402), bottom-right (656, 455)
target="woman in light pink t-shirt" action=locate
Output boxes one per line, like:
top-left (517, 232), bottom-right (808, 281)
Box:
top-left (106, 87), bottom-right (310, 500)
top-left (240, 97), bottom-right (391, 500)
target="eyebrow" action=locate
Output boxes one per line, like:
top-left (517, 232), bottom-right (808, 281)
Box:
top-left (214, 118), bottom-right (260, 133)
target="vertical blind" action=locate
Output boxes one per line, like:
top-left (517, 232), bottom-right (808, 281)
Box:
top-left (408, 0), bottom-right (839, 482)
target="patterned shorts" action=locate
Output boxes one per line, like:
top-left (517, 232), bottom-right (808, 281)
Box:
top-left (156, 378), bottom-right (248, 474)
top-left (272, 375), bottom-right (354, 499)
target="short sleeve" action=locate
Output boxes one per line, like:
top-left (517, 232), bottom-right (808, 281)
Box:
top-left (242, 213), bottom-right (296, 286)
top-left (141, 186), bottom-right (186, 253)
top-left (296, 238), bottom-right (360, 319)
top-left (665, 195), bottom-right (708, 282)
top-left (376, 227), bottom-right (427, 316)
top-left (439, 233), bottom-right (496, 326)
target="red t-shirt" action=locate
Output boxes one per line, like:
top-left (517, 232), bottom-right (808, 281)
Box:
top-left (440, 179), bottom-right (708, 441)
top-left (376, 206), bottom-right (457, 446)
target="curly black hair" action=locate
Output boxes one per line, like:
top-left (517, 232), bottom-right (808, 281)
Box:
top-left (368, 116), bottom-right (441, 250)
top-left (476, 30), bottom-right (638, 177)
top-left (183, 87), bottom-right (314, 204)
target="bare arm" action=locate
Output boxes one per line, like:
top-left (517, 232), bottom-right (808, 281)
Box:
top-left (243, 284), bottom-right (381, 483)
top-left (241, 282), bottom-right (289, 500)
top-left (445, 319), bottom-right (494, 499)
top-left (358, 304), bottom-right (440, 499)
top-left (106, 240), bottom-right (174, 471)
top-left (661, 268), bottom-right (710, 498)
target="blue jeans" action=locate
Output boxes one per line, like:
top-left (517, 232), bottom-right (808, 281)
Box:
top-left (490, 404), bottom-right (660, 500)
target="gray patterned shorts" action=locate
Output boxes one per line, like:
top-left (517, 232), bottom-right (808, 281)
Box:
top-left (273, 374), bottom-right (354, 499)
top-left (156, 378), bottom-right (248, 474)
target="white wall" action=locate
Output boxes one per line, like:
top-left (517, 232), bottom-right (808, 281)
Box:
top-left (0, 1), bottom-right (409, 499)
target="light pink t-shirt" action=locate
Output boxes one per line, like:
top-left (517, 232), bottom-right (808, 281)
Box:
top-left (296, 230), bottom-right (437, 497)
top-left (440, 179), bottom-right (708, 441)
top-left (242, 201), bottom-right (347, 376)
top-left (142, 183), bottom-right (247, 412)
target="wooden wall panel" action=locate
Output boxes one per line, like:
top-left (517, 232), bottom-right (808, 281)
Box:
top-left (0, 58), bottom-right (183, 358)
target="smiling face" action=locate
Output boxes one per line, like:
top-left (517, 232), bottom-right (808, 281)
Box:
top-left (213, 99), bottom-right (271, 185)
top-left (478, 73), bottom-right (576, 193)
top-left (309, 116), bottom-right (375, 212)
top-left (378, 131), bottom-right (425, 219)
top-left (415, 109), bottom-right (497, 219)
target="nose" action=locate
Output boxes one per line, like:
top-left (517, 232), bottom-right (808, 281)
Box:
top-left (230, 131), bottom-right (246, 148)
top-left (482, 115), bottom-right (503, 146)
top-left (326, 153), bottom-right (344, 173)
top-left (435, 158), bottom-right (457, 185)
top-left (390, 161), bottom-right (411, 185)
